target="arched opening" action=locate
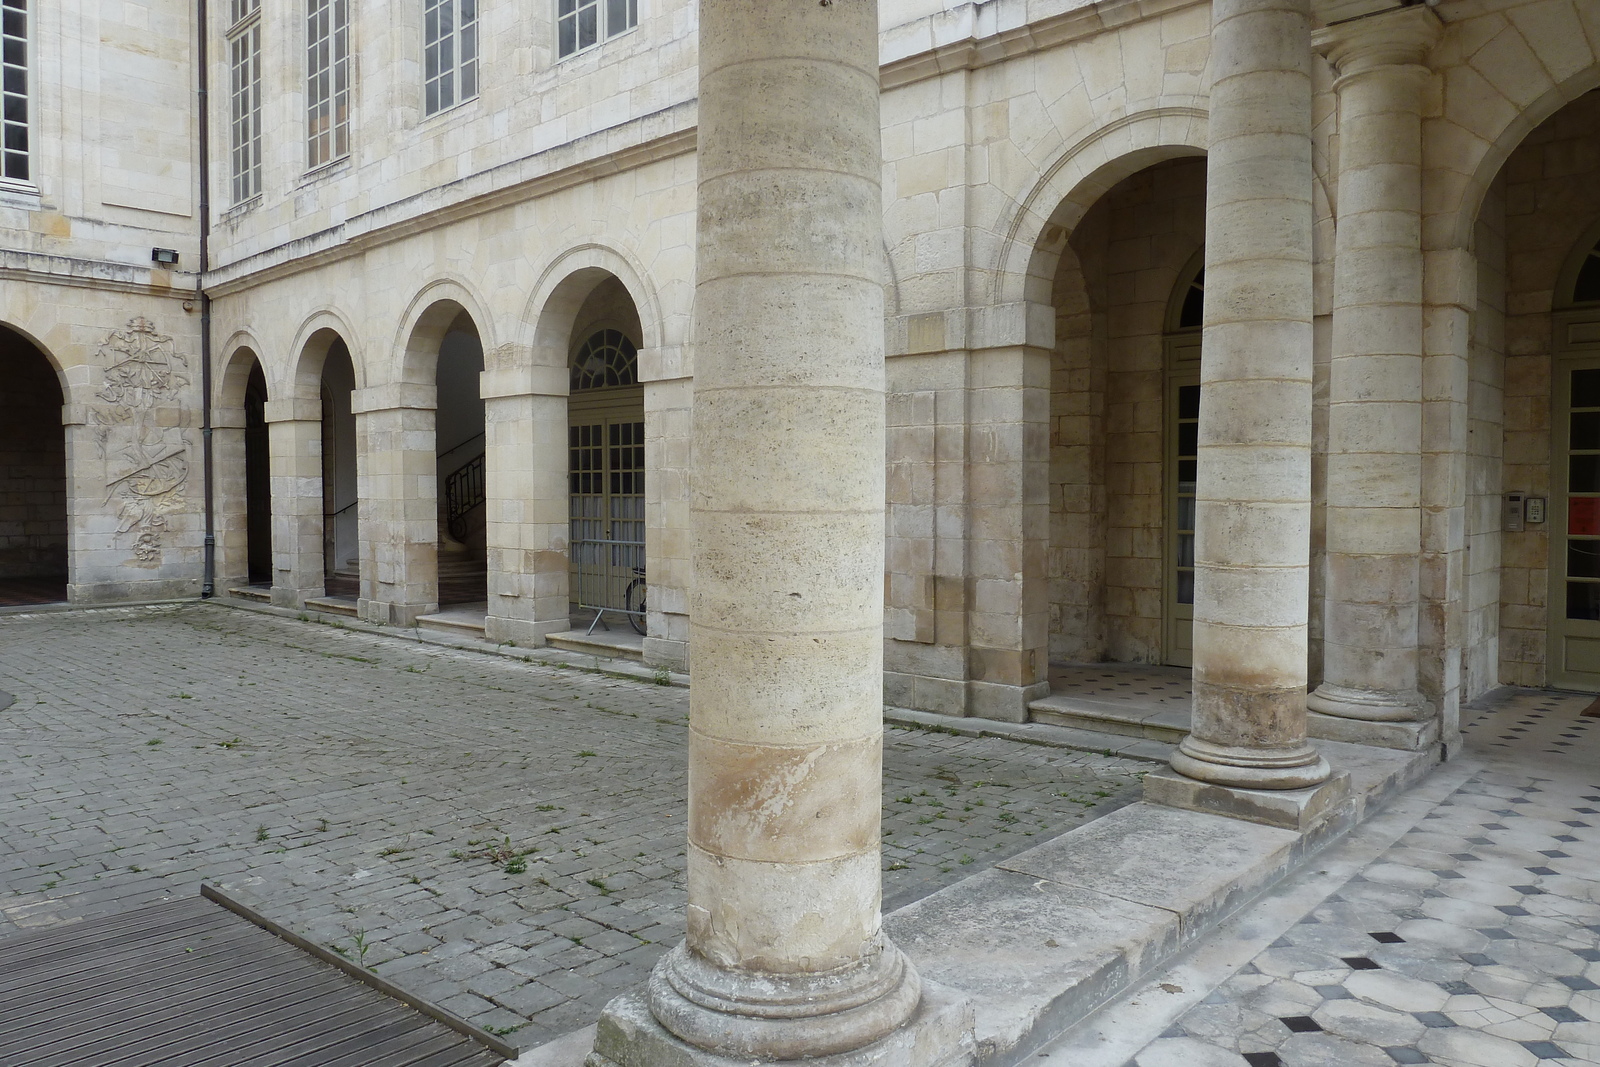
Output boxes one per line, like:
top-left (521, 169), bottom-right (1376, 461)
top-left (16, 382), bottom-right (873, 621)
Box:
top-left (1467, 89), bottom-right (1600, 693)
top-left (244, 361), bottom-right (271, 585)
top-left (1034, 155), bottom-right (1206, 728)
top-left (566, 277), bottom-right (646, 636)
top-left (321, 339), bottom-right (359, 600)
top-left (0, 324), bottom-right (67, 606)
top-left (434, 310), bottom-right (486, 608)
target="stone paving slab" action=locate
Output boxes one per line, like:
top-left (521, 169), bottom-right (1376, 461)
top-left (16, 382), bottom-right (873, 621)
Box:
top-left (0, 603), bottom-right (1148, 1051)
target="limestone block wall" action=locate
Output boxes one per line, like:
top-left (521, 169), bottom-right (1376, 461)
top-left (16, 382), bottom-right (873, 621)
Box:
top-left (1467, 181), bottom-right (1507, 695)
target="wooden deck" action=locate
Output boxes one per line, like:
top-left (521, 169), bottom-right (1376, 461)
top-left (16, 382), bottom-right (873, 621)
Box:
top-left (0, 895), bottom-right (507, 1067)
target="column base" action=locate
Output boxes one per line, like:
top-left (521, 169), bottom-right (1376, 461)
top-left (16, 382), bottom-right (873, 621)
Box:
top-left (1308, 709), bottom-right (1440, 752)
top-left (1144, 765), bottom-right (1351, 831)
top-left (587, 982), bottom-right (974, 1067)
top-left (1306, 682), bottom-right (1422, 723)
top-left (271, 585), bottom-right (321, 609)
top-left (358, 598), bottom-right (435, 627)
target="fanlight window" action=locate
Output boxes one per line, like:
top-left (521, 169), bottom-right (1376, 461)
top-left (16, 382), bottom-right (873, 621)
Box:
top-left (1576, 241), bottom-right (1600, 305)
top-left (1177, 268), bottom-right (1205, 330)
top-left (571, 329), bottom-right (638, 391)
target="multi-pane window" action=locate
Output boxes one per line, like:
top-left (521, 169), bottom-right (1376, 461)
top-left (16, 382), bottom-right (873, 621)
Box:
top-left (557, 0), bottom-right (636, 59)
top-left (425, 0), bottom-right (477, 115)
top-left (1, 0), bottom-right (27, 183)
top-left (306, 0), bottom-right (350, 169)
top-left (227, 0), bottom-right (262, 202)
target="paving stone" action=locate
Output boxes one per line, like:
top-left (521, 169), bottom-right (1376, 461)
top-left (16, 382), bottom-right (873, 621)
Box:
top-left (0, 603), bottom-right (1148, 1051)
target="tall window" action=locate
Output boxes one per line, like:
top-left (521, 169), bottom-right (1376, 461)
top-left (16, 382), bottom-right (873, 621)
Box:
top-left (307, 0), bottom-right (350, 169)
top-left (557, 0), bottom-right (636, 59)
top-left (1, 0), bottom-right (27, 183)
top-left (425, 0), bottom-right (477, 115)
top-left (227, 0), bottom-right (262, 202)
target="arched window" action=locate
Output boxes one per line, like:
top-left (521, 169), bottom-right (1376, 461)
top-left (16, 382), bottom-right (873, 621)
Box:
top-left (570, 329), bottom-right (638, 391)
top-left (1575, 241), bottom-right (1600, 305)
top-left (1177, 268), bottom-right (1205, 330)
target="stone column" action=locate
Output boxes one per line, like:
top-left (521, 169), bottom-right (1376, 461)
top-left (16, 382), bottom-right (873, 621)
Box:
top-left (1149, 0), bottom-right (1338, 823)
top-left (481, 353), bottom-right (571, 647)
top-left (265, 400), bottom-right (324, 607)
top-left (211, 409), bottom-right (249, 590)
top-left (1306, 6), bottom-right (1441, 749)
top-left (352, 385), bottom-right (437, 625)
top-left (590, 2), bottom-right (965, 1064)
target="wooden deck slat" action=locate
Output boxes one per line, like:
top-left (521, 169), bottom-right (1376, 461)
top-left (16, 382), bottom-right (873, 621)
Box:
top-left (0, 895), bottom-right (505, 1067)
top-left (0, 953), bottom-right (319, 1042)
top-left (0, 956), bottom-right (329, 1051)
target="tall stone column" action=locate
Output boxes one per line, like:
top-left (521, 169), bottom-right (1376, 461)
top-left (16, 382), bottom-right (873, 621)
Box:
top-left (481, 353), bottom-right (571, 647)
top-left (352, 386), bottom-right (437, 625)
top-left (1149, 0), bottom-right (1338, 821)
top-left (265, 401), bottom-right (324, 607)
top-left (589, 2), bottom-right (966, 1064)
top-left (1306, 6), bottom-right (1441, 749)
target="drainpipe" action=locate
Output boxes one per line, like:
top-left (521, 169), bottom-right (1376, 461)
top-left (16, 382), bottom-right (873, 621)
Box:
top-left (197, 0), bottom-right (215, 597)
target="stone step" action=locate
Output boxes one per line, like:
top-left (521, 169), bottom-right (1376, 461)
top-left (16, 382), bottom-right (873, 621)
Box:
top-left (303, 596), bottom-right (358, 618)
top-left (226, 586), bottom-right (271, 604)
top-left (1028, 693), bottom-right (1192, 744)
top-left (416, 610), bottom-right (487, 638)
top-left (546, 629), bottom-right (645, 662)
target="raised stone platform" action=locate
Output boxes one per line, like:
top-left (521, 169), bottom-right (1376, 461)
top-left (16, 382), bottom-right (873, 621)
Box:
top-left (1026, 663), bottom-right (1192, 744)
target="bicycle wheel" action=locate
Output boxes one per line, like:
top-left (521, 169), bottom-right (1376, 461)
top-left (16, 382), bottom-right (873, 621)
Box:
top-left (624, 577), bottom-right (647, 635)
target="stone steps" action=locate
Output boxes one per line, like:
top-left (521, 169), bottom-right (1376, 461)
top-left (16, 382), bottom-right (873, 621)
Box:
top-left (303, 596), bottom-right (358, 617)
top-left (546, 629), bottom-right (645, 662)
top-left (226, 586), bottom-right (271, 604)
top-left (1027, 693), bottom-right (1191, 744)
top-left (416, 610), bottom-right (487, 639)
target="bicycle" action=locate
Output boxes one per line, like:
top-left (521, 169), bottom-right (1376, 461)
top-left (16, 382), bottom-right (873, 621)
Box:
top-left (623, 566), bottom-right (647, 636)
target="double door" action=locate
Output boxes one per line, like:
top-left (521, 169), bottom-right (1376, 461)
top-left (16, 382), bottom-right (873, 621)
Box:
top-left (568, 399), bottom-right (644, 612)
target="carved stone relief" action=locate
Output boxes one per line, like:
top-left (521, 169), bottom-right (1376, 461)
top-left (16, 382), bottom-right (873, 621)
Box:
top-left (91, 318), bottom-right (190, 566)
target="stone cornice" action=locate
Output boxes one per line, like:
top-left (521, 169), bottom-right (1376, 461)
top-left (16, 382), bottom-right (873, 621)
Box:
top-left (1313, 4), bottom-right (1442, 78)
top-left (1, 249), bottom-right (197, 300)
top-left (879, 0), bottom-right (1209, 92)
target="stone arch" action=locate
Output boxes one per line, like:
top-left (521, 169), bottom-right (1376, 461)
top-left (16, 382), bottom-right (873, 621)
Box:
top-left (524, 244), bottom-right (665, 369)
top-left (1554, 218), bottom-right (1600, 309)
top-left (288, 310), bottom-right (365, 400)
top-left (0, 318), bottom-right (70, 403)
top-left (1428, 2), bottom-right (1600, 253)
top-left (991, 107), bottom-right (1210, 310)
top-left (394, 277), bottom-right (496, 387)
top-left (217, 333), bottom-right (267, 409)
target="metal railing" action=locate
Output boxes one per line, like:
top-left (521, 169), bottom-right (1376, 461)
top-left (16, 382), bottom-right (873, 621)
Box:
top-left (444, 452), bottom-right (486, 541)
top-left (570, 537), bottom-right (646, 635)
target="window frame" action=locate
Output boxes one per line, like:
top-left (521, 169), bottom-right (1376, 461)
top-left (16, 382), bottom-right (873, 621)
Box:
top-left (306, 0), bottom-right (351, 172)
top-left (226, 0), bottom-right (263, 204)
top-left (556, 0), bottom-right (637, 61)
top-left (424, 0), bottom-right (478, 117)
top-left (1, 0), bottom-right (32, 188)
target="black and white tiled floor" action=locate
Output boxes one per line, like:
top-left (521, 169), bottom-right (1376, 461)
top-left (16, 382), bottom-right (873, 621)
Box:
top-left (1047, 688), bottom-right (1600, 1067)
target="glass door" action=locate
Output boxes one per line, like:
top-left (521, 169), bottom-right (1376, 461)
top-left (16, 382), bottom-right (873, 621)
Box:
top-left (1552, 359), bottom-right (1600, 689)
top-left (1165, 345), bottom-right (1201, 667)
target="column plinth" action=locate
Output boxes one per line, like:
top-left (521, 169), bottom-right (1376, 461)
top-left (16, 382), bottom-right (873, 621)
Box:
top-left (1307, 5), bottom-right (1441, 747)
top-left (1161, 0), bottom-right (1333, 800)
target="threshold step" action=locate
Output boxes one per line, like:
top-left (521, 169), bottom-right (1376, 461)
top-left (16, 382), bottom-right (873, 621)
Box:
top-left (417, 609), bottom-right (487, 638)
top-left (1027, 697), bottom-right (1190, 744)
top-left (304, 595), bottom-right (359, 618)
top-left (547, 629), bottom-right (645, 662)
top-left (226, 585), bottom-right (271, 603)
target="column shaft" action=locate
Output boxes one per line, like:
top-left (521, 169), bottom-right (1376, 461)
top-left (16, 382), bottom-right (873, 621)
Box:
top-left (265, 407), bottom-right (323, 607)
top-left (643, 0), bottom-right (921, 1058)
top-left (1171, 0), bottom-right (1330, 790)
top-left (483, 389), bottom-right (571, 645)
top-left (354, 400), bottom-right (437, 625)
top-left (1309, 7), bottom-right (1441, 728)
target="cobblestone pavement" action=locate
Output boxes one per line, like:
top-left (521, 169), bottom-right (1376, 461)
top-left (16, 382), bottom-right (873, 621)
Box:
top-left (1051, 688), bottom-right (1600, 1067)
top-left (0, 603), bottom-right (1147, 1051)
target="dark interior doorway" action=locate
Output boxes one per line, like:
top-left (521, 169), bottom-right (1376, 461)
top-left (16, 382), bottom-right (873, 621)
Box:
top-left (0, 325), bottom-right (67, 607)
top-left (244, 362), bottom-right (271, 585)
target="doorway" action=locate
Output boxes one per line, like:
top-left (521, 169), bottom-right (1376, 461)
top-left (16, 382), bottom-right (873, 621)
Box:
top-left (568, 328), bottom-right (645, 632)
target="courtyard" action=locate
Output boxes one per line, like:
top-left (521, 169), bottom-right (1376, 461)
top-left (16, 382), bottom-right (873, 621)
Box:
top-left (0, 603), bottom-right (1149, 1051)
